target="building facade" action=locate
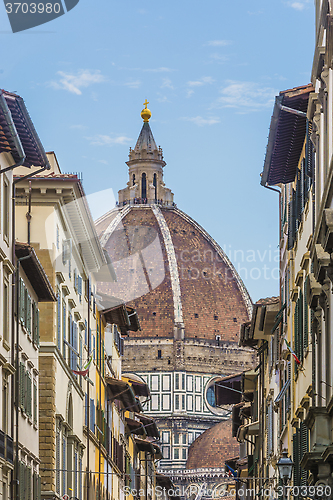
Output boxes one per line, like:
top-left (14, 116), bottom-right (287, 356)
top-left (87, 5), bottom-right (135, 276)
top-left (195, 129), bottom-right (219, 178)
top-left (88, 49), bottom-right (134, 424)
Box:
top-left (95, 105), bottom-right (256, 471)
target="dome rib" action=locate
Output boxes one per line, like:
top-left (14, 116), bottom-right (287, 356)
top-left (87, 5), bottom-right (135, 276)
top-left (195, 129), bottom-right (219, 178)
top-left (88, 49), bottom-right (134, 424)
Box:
top-left (151, 204), bottom-right (184, 325)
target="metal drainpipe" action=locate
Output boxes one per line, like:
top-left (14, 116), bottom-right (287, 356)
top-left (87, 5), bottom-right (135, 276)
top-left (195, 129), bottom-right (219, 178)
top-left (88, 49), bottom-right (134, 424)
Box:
top-left (11, 165), bottom-right (50, 500)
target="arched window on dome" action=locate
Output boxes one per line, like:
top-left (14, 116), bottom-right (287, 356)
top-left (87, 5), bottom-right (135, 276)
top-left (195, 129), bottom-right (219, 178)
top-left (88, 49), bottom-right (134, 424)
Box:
top-left (132, 174), bottom-right (135, 186)
top-left (153, 173), bottom-right (157, 202)
top-left (141, 173), bottom-right (147, 200)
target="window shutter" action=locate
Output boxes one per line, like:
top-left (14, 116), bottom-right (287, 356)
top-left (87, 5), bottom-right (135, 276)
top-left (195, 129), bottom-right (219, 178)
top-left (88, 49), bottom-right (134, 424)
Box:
top-left (304, 277), bottom-right (309, 349)
top-left (20, 279), bottom-right (25, 324)
top-left (33, 382), bottom-right (38, 425)
top-left (57, 292), bottom-right (61, 349)
top-left (36, 308), bottom-right (39, 347)
top-left (26, 372), bottom-right (32, 417)
top-left (294, 300), bottom-right (299, 369)
top-left (27, 293), bottom-right (32, 335)
top-left (300, 422), bottom-right (309, 486)
top-left (299, 290), bottom-right (304, 362)
top-left (62, 300), bottom-right (66, 357)
top-left (27, 466), bottom-right (32, 500)
top-left (19, 363), bottom-right (25, 410)
top-left (73, 322), bottom-right (78, 370)
top-left (293, 430), bottom-right (301, 487)
top-left (19, 461), bottom-right (25, 499)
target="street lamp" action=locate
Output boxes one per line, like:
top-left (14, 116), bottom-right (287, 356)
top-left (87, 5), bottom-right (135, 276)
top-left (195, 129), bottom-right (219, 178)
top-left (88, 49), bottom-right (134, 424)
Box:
top-left (277, 450), bottom-right (294, 500)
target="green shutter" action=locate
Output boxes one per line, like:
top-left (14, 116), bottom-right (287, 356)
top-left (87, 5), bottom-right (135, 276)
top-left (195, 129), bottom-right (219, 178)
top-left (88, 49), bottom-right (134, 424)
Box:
top-left (299, 291), bottom-right (303, 362)
top-left (26, 372), bottom-right (32, 417)
top-left (19, 462), bottom-right (25, 500)
top-left (300, 422), bottom-right (309, 486)
top-left (26, 294), bottom-right (32, 336)
top-left (304, 277), bottom-right (309, 349)
top-left (33, 382), bottom-right (37, 424)
top-left (19, 363), bottom-right (25, 410)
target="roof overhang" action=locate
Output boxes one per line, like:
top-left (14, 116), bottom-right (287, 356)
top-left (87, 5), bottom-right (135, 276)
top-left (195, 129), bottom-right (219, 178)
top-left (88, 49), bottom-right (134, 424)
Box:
top-left (15, 243), bottom-right (56, 302)
top-left (261, 84), bottom-right (314, 186)
top-left (2, 91), bottom-right (50, 169)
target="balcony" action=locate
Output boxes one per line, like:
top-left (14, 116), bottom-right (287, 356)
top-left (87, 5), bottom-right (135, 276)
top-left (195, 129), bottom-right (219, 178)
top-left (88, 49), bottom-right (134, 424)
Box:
top-left (0, 430), bottom-right (14, 464)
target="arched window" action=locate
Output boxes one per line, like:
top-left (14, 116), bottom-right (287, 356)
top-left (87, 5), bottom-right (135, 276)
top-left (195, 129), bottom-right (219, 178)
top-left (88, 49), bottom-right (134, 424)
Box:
top-left (132, 173), bottom-right (135, 186)
top-left (153, 173), bottom-right (157, 201)
top-left (141, 173), bottom-right (147, 200)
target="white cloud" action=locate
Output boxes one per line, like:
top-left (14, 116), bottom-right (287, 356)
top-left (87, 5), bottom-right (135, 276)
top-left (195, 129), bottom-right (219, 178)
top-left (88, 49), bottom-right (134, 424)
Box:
top-left (186, 89), bottom-right (194, 98)
top-left (124, 80), bottom-right (141, 89)
top-left (87, 135), bottom-right (133, 146)
top-left (187, 76), bottom-right (215, 87)
top-left (287, 0), bottom-right (309, 10)
top-left (205, 40), bottom-right (231, 47)
top-left (209, 53), bottom-right (229, 62)
top-left (143, 67), bottom-right (174, 73)
top-left (215, 80), bottom-right (277, 112)
top-left (161, 78), bottom-right (174, 89)
top-left (49, 70), bottom-right (106, 95)
top-left (182, 116), bottom-right (220, 127)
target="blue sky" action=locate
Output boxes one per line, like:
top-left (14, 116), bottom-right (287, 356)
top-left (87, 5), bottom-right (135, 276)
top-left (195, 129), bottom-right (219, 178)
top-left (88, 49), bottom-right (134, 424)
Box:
top-left (0, 0), bottom-right (314, 301)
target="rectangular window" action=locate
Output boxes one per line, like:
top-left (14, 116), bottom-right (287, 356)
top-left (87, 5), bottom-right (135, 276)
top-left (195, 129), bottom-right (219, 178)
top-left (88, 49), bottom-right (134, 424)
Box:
top-left (3, 178), bottom-right (9, 239)
top-left (195, 395), bottom-right (201, 412)
top-left (195, 376), bottom-right (201, 393)
top-left (182, 373), bottom-right (185, 390)
top-left (33, 381), bottom-right (38, 424)
top-left (182, 394), bottom-right (185, 410)
top-left (173, 448), bottom-right (179, 460)
top-left (162, 431), bottom-right (170, 444)
top-left (174, 433), bottom-right (179, 445)
top-left (187, 394), bottom-right (193, 412)
top-left (151, 394), bottom-right (159, 411)
top-left (162, 446), bottom-right (170, 459)
top-left (187, 375), bottom-right (193, 392)
top-left (175, 373), bottom-right (179, 390)
top-left (151, 375), bottom-right (159, 391)
top-left (157, 349), bottom-right (162, 359)
top-left (182, 448), bottom-right (187, 460)
top-left (162, 394), bottom-right (171, 411)
top-left (188, 432), bottom-right (194, 444)
top-left (3, 281), bottom-right (9, 342)
top-left (175, 394), bottom-right (179, 410)
top-left (162, 375), bottom-right (171, 391)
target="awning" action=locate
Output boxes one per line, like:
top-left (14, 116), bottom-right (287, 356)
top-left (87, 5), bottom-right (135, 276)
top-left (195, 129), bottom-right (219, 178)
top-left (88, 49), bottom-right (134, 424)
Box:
top-left (261, 84), bottom-right (313, 187)
top-left (101, 304), bottom-right (141, 333)
top-left (274, 379), bottom-right (291, 405)
top-left (134, 437), bottom-right (155, 454)
top-left (125, 417), bottom-right (145, 436)
top-left (242, 370), bottom-right (258, 395)
top-left (156, 474), bottom-right (174, 490)
top-left (122, 374), bottom-right (150, 398)
top-left (215, 373), bottom-right (242, 406)
top-left (15, 243), bottom-right (56, 302)
top-left (135, 413), bottom-right (160, 439)
top-left (105, 376), bottom-right (142, 412)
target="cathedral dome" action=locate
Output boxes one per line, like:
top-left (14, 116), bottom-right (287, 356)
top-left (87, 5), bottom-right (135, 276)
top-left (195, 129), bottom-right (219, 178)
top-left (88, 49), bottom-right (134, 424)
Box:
top-left (186, 419), bottom-right (238, 470)
top-left (95, 105), bottom-right (251, 342)
top-left (96, 204), bottom-right (251, 342)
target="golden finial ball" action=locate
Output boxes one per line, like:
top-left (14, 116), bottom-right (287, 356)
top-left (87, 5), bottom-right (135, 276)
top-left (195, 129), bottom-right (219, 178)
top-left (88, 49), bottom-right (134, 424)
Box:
top-left (141, 107), bottom-right (152, 122)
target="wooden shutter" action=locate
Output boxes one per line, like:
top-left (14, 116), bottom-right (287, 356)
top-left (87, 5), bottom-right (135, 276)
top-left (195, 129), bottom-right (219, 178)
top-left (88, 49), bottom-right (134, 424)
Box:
top-left (57, 291), bottom-right (61, 350)
top-left (33, 382), bottom-right (38, 425)
top-left (19, 362), bottom-right (25, 410)
top-left (304, 277), bottom-right (309, 349)
top-left (26, 372), bottom-right (32, 417)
